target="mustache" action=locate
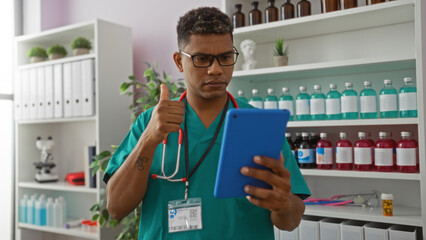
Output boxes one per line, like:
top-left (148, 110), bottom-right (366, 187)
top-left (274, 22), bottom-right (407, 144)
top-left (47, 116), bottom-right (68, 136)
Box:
top-left (204, 78), bottom-right (228, 84)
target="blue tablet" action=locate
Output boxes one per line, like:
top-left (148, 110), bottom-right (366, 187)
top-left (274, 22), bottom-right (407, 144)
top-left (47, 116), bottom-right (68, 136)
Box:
top-left (214, 108), bottom-right (290, 199)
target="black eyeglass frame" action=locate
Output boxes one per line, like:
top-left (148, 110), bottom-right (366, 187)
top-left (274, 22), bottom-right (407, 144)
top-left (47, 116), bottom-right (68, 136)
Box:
top-left (179, 46), bottom-right (239, 68)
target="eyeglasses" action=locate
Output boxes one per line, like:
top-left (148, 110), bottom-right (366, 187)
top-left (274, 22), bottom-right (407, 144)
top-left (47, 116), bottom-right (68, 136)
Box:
top-left (179, 47), bottom-right (239, 68)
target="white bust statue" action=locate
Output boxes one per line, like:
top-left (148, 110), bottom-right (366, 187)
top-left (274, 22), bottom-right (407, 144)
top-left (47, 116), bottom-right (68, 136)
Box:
top-left (240, 39), bottom-right (257, 70)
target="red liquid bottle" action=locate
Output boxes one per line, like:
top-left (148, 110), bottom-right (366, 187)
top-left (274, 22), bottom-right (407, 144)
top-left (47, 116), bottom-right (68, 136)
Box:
top-left (316, 132), bottom-right (333, 169)
top-left (396, 131), bottom-right (418, 173)
top-left (388, 131), bottom-right (397, 167)
top-left (354, 132), bottom-right (373, 171)
top-left (336, 132), bottom-right (353, 170)
top-left (374, 132), bottom-right (394, 172)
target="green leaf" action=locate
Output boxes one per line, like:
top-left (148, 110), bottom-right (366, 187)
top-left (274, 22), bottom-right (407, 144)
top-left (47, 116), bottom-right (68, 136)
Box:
top-left (89, 160), bottom-right (99, 169)
top-left (120, 82), bottom-right (131, 94)
top-left (117, 232), bottom-right (125, 239)
top-left (171, 84), bottom-right (178, 93)
top-left (101, 159), bottom-right (109, 171)
top-left (99, 216), bottom-right (105, 226)
top-left (102, 209), bottom-right (110, 220)
top-left (92, 165), bottom-right (100, 175)
top-left (92, 213), bottom-right (99, 221)
top-left (147, 82), bottom-right (156, 90)
top-left (90, 203), bottom-right (100, 212)
top-left (128, 75), bottom-right (135, 80)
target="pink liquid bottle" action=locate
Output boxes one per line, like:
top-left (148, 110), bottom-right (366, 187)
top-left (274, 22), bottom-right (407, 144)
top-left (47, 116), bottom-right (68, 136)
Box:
top-left (354, 132), bottom-right (373, 171)
top-left (335, 132), bottom-right (353, 170)
top-left (316, 132), bottom-right (333, 169)
top-left (366, 132), bottom-right (375, 146)
top-left (387, 131), bottom-right (397, 166)
top-left (396, 131), bottom-right (418, 173)
top-left (374, 132), bottom-right (394, 172)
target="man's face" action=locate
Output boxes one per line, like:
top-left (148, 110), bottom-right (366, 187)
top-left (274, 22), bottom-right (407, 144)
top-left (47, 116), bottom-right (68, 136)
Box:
top-left (175, 34), bottom-right (235, 101)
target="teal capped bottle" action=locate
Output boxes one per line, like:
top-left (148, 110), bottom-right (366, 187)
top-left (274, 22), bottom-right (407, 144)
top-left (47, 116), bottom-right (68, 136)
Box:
top-left (264, 88), bottom-right (278, 109)
top-left (325, 83), bottom-right (341, 120)
top-left (249, 88), bottom-right (263, 109)
top-left (279, 87), bottom-right (294, 121)
top-left (380, 79), bottom-right (398, 118)
top-left (360, 81), bottom-right (378, 119)
top-left (236, 90), bottom-right (248, 103)
top-left (310, 84), bottom-right (326, 120)
top-left (296, 86), bottom-right (310, 121)
top-left (341, 82), bottom-right (358, 119)
top-left (399, 77), bottom-right (417, 118)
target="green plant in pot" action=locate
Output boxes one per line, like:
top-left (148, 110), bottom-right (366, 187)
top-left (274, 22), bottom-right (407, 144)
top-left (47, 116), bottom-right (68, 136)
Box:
top-left (89, 62), bottom-right (185, 239)
top-left (70, 36), bottom-right (92, 56)
top-left (47, 44), bottom-right (67, 60)
top-left (273, 38), bottom-right (289, 67)
top-left (28, 47), bottom-right (48, 63)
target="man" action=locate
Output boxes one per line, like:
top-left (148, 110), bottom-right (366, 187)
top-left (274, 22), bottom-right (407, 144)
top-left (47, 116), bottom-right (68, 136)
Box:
top-left (104, 7), bottom-right (310, 240)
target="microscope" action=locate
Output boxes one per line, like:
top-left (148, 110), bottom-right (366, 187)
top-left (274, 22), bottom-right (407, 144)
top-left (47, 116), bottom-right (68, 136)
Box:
top-left (34, 136), bottom-right (59, 183)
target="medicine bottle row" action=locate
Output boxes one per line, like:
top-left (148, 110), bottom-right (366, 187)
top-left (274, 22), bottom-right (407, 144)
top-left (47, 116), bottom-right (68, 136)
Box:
top-left (286, 131), bottom-right (418, 173)
top-left (237, 77), bottom-right (417, 120)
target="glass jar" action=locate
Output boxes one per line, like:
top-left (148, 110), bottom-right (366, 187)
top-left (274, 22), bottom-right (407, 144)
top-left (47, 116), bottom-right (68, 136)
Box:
top-left (281, 0), bottom-right (295, 20)
top-left (232, 4), bottom-right (245, 28)
top-left (265, 0), bottom-right (279, 23)
top-left (249, 1), bottom-right (262, 25)
top-left (297, 0), bottom-right (311, 17)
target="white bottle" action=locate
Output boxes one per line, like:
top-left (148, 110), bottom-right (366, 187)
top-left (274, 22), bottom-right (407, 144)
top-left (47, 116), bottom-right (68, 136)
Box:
top-left (53, 198), bottom-right (63, 228)
top-left (59, 196), bottom-right (67, 224)
top-left (27, 194), bottom-right (37, 224)
top-left (264, 88), bottom-right (278, 109)
top-left (46, 197), bottom-right (55, 227)
top-left (249, 89), bottom-right (263, 109)
top-left (19, 194), bottom-right (28, 223)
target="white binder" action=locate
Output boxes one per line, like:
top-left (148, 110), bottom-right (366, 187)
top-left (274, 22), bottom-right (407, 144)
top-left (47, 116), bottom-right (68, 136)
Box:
top-left (14, 71), bottom-right (22, 120)
top-left (82, 59), bottom-right (95, 116)
top-left (44, 66), bottom-right (54, 119)
top-left (36, 67), bottom-right (46, 119)
top-left (53, 64), bottom-right (63, 118)
top-left (63, 63), bottom-right (73, 117)
top-left (21, 70), bottom-right (30, 120)
top-left (29, 68), bottom-right (38, 119)
top-left (72, 61), bottom-right (83, 117)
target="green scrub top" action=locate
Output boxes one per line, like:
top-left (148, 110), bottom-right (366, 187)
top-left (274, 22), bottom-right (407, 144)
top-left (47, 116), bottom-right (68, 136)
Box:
top-left (104, 98), bottom-right (310, 240)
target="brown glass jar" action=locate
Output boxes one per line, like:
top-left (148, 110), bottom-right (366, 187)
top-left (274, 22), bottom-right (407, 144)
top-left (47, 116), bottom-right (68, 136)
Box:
top-left (249, 1), bottom-right (262, 25)
top-left (369, 0), bottom-right (386, 4)
top-left (322, 0), bottom-right (339, 13)
top-left (341, 0), bottom-right (357, 9)
top-left (297, 0), bottom-right (311, 17)
top-left (265, 0), bottom-right (279, 23)
top-left (233, 4), bottom-right (245, 28)
top-left (281, 0), bottom-right (295, 20)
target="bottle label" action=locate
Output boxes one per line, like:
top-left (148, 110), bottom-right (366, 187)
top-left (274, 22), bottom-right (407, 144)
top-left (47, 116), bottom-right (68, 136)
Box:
top-left (341, 96), bottom-right (357, 113)
top-left (310, 98), bottom-right (325, 114)
top-left (335, 147), bottom-right (353, 163)
top-left (360, 96), bottom-right (377, 113)
top-left (326, 98), bottom-right (340, 115)
top-left (399, 92), bottom-right (417, 111)
top-left (264, 101), bottom-right (278, 109)
top-left (249, 101), bottom-right (263, 109)
top-left (354, 147), bottom-right (373, 164)
top-left (396, 148), bottom-right (417, 166)
top-left (379, 94), bottom-right (397, 111)
top-left (279, 100), bottom-right (294, 116)
top-left (298, 149), bottom-right (315, 163)
top-left (316, 147), bottom-right (333, 164)
top-left (296, 99), bottom-right (310, 115)
top-left (374, 148), bottom-right (393, 166)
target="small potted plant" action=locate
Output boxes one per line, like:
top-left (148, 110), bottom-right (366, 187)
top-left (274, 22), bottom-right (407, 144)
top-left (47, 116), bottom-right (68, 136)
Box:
top-left (27, 47), bottom-right (48, 63)
top-left (47, 44), bottom-right (67, 60)
top-left (70, 36), bottom-right (92, 56)
top-left (273, 38), bottom-right (289, 67)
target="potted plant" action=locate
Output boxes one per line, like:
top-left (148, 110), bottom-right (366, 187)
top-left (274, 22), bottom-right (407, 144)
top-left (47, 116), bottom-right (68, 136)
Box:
top-left (273, 38), bottom-right (289, 67)
top-left (47, 44), bottom-right (67, 60)
top-left (27, 47), bottom-right (48, 63)
top-left (70, 36), bottom-right (92, 56)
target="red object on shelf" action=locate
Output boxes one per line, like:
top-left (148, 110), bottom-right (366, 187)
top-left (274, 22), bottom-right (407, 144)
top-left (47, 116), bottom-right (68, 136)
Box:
top-left (354, 132), bottom-right (373, 171)
top-left (396, 132), bottom-right (418, 173)
top-left (65, 172), bottom-right (85, 185)
top-left (336, 132), bottom-right (353, 170)
top-left (374, 132), bottom-right (394, 172)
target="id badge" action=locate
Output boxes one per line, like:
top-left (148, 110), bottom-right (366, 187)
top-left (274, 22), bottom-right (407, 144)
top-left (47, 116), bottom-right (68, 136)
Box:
top-left (168, 198), bottom-right (202, 233)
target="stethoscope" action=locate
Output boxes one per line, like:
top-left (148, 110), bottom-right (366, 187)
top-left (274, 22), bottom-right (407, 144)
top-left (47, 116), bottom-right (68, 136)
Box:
top-left (304, 192), bottom-right (379, 208)
top-left (151, 90), bottom-right (239, 183)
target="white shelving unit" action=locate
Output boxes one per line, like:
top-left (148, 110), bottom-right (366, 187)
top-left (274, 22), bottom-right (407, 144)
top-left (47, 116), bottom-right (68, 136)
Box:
top-left (14, 19), bottom-right (133, 240)
top-left (223, 0), bottom-right (425, 236)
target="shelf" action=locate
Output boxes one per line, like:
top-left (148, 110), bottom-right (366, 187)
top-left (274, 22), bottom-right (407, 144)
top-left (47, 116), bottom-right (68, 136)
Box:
top-left (233, 0), bottom-right (414, 43)
top-left (17, 54), bottom-right (96, 70)
top-left (287, 118), bottom-right (418, 128)
top-left (301, 169), bottom-right (420, 181)
top-left (19, 223), bottom-right (97, 239)
top-left (305, 205), bottom-right (422, 226)
top-left (17, 116), bottom-right (96, 125)
top-left (19, 181), bottom-right (97, 194)
top-left (232, 57), bottom-right (415, 82)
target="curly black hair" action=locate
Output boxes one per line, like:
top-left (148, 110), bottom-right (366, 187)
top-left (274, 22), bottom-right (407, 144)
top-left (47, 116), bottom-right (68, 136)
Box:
top-left (177, 7), bottom-right (233, 50)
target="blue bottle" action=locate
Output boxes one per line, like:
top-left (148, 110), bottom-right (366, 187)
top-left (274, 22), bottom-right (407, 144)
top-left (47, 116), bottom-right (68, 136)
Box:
top-left (341, 82), bottom-right (358, 119)
top-left (380, 79), bottom-right (398, 118)
top-left (35, 195), bottom-right (46, 226)
top-left (279, 87), bottom-right (294, 121)
top-left (27, 194), bottom-right (37, 224)
top-left (236, 90), bottom-right (249, 103)
top-left (19, 194), bottom-right (28, 223)
top-left (264, 88), bottom-right (278, 109)
top-left (399, 77), bottom-right (417, 118)
top-left (249, 89), bottom-right (263, 109)
top-left (310, 84), bottom-right (326, 120)
top-left (325, 83), bottom-right (341, 120)
top-left (296, 86), bottom-right (310, 121)
top-left (360, 81), bottom-right (378, 119)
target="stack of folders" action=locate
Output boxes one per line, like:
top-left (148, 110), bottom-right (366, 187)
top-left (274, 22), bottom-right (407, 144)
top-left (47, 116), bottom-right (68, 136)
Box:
top-left (14, 59), bottom-right (96, 120)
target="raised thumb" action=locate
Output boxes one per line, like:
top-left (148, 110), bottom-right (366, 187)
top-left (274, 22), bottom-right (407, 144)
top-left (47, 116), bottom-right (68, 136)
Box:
top-left (160, 84), bottom-right (169, 101)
